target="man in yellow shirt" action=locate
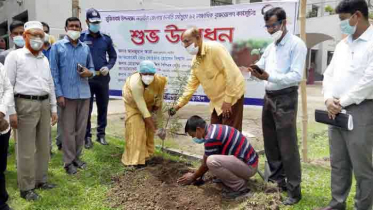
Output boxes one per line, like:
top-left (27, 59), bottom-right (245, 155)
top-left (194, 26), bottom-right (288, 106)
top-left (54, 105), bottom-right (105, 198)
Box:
top-left (170, 27), bottom-right (245, 131)
top-left (122, 60), bottom-right (167, 168)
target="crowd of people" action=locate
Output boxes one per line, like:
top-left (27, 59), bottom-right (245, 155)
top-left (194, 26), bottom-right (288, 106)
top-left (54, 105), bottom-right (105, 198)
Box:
top-left (0, 0), bottom-right (372, 209)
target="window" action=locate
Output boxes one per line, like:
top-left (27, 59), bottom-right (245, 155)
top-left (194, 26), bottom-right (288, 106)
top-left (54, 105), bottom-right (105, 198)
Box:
top-left (211, 0), bottom-right (232, 6)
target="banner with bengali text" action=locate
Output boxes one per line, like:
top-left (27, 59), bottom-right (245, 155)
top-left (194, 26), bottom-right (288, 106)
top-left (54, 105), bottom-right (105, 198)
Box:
top-left (100, 1), bottom-right (299, 106)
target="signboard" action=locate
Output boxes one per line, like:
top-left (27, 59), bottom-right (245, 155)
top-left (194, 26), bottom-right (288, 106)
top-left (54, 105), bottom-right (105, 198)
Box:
top-left (100, 1), bottom-right (298, 105)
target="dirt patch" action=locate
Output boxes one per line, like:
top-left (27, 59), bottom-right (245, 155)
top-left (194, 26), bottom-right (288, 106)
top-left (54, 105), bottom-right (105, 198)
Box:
top-left (108, 157), bottom-right (282, 210)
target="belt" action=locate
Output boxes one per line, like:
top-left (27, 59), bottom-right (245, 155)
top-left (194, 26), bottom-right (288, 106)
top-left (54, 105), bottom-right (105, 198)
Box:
top-left (15, 94), bottom-right (49, 101)
top-left (265, 86), bottom-right (298, 97)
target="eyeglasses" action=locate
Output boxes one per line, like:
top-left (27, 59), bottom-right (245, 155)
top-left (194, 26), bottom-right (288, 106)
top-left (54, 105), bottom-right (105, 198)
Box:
top-left (264, 20), bottom-right (283, 29)
top-left (26, 33), bottom-right (44, 39)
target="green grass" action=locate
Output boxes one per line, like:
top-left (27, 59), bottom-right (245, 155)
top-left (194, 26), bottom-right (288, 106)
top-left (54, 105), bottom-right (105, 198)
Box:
top-left (4, 121), bottom-right (358, 209)
top-left (6, 129), bottom-right (125, 210)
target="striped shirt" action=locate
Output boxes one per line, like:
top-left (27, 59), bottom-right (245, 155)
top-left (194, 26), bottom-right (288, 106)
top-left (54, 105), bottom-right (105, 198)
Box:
top-left (50, 36), bottom-right (95, 99)
top-left (204, 124), bottom-right (258, 167)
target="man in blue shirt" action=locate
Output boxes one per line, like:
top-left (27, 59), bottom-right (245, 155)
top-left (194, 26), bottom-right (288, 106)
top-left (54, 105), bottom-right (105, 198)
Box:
top-left (246, 7), bottom-right (307, 205)
top-left (50, 17), bottom-right (95, 175)
top-left (80, 8), bottom-right (117, 148)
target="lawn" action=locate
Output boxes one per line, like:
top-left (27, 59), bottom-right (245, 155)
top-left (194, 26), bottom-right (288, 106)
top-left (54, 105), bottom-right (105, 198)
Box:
top-left (4, 121), bottom-right (357, 210)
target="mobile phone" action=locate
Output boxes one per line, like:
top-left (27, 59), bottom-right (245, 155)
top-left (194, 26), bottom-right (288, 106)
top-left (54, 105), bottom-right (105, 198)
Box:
top-left (77, 64), bottom-right (84, 73)
top-left (251, 65), bottom-right (264, 74)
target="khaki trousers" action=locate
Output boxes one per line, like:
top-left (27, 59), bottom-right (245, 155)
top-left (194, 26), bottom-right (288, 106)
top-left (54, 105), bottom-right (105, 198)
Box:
top-left (60, 99), bottom-right (89, 166)
top-left (206, 155), bottom-right (257, 192)
top-left (16, 98), bottom-right (50, 191)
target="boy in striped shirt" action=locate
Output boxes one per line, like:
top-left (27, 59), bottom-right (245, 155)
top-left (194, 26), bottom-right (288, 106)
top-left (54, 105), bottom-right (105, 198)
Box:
top-left (178, 115), bottom-right (258, 199)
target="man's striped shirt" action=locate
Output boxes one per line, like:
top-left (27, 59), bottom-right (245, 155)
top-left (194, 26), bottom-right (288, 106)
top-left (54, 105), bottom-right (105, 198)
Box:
top-left (204, 124), bottom-right (258, 167)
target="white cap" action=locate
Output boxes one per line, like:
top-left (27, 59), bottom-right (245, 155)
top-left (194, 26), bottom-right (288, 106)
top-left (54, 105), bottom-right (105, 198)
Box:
top-left (24, 21), bottom-right (43, 32)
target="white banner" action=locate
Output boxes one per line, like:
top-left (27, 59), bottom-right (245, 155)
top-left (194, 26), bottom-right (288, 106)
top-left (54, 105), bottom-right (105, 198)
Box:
top-left (100, 1), bottom-right (299, 106)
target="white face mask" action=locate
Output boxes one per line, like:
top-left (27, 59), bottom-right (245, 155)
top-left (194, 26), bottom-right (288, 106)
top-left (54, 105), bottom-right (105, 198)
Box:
top-left (271, 30), bottom-right (283, 42)
top-left (142, 75), bottom-right (155, 85)
top-left (270, 22), bottom-right (284, 42)
top-left (44, 33), bottom-right (50, 43)
top-left (186, 43), bottom-right (199, 55)
top-left (67, 30), bottom-right (81, 40)
top-left (13, 35), bottom-right (25, 47)
top-left (30, 38), bottom-right (44, 51)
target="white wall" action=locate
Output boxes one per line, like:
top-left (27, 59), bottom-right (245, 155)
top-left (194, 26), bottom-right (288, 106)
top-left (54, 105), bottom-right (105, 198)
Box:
top-left (35, 0), bottom-right (72, 38)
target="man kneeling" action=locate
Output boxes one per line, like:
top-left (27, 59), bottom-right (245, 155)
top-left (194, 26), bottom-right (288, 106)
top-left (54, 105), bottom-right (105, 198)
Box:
top-left (178, 115), bottom-right (259, 199)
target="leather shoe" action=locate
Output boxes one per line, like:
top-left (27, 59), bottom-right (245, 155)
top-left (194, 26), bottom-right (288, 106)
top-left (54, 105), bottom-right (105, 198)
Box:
top-left (20, 190), bottom-right (40, 201)
top-left (65, 164), bottom-right (78, 175)
top-left (36, 182), bottom-right (56, 190)
top-left (283, 195), bottom-right (301, 205)
top-left (96, 136), bottom-right (108, 145)
top-left (85, 137), bottom-right (93, 149)
top-left (1, 204), bottom-right (13, 210)
top-left (73, 159), bottom-right (87, 169)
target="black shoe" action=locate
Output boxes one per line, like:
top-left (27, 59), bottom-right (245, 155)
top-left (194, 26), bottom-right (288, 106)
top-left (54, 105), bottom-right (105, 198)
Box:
top-left (85, 137), bottom-right (93, 149)
top-left (1, 204), bottom-right (13, 210)
top-left (223, 188), bottom-right (251, 199)
top-left (65, 164), bottom-right (78, 175)
top-left (73, 160), bottom-right (87, 169)
top-left (96, 136), bottom-right (108, 145)
top-left (36, 182), bottom-right (56, 190)
top-left (283, 195), bottom-right (302, 205)
top-left (57, 144), bottom-right (62, 151)
top-left (20, 190), bottom-right (40, 201)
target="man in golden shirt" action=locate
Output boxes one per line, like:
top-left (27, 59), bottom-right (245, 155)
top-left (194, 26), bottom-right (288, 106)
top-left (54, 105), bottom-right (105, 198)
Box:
top-left (170, 27), bottom-right (245, 131)
top-left (122, 60), bottom-right (167, 168)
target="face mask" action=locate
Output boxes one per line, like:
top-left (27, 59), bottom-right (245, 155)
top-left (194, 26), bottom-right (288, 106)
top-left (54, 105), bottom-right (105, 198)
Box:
top-left (67, 30), bottom-right (81, 40)
top-left (13, 36), bottom-right (25, 47)
top-left (340, 15), bottom-right (357, 35)
top-left (186, 43), bottom-right (199, 55)
top-left (270, 21), bottom-right (284, 42)
top-left (142, 75), bottom-right (154, 85)
top-left (89, 23), bottom-right (100, 33)
top-left (30, 38), bottom-right (44, 51)
top-left (44, 33), bottom-right (50, 43)
top-left (192, 137), bottom-right (205, 144)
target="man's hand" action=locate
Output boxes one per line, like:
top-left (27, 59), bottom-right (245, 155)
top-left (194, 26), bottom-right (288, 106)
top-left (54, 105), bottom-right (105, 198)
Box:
top-left (247, 65), bottom-right (269, 80)
top-left (144, 117), bottom-right (156, 132)
top-left (79, 67), bottom-right (93, 78)
top-left (0, 119), bottom-right (9, 132)
top-left (9, 114), bottom-right (17, 129)
top-left (169, 105), bottom-right (180, 116)
top-left (100, 66), bottom-right (109, 76)
top-left (57, 96), bottom-right (65, 108)
top-left (326, 98), bottom-right (342, 119)
top-left (51, 112), bottom-right (58, 126)
top-left (177, 172), bottom-right (196, 185)
top-left (221, 101), bottom-right (232, 118)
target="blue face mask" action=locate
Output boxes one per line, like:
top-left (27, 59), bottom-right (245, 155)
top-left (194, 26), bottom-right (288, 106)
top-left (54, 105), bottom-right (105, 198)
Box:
top-left (340, 15), bottom-right (357, 35)
top-left (193, 137), bottom-right (205, 144)
top-left (13, 35), bottom-right (25, 48)
top-left (89, 23), bottom-right (100, 33)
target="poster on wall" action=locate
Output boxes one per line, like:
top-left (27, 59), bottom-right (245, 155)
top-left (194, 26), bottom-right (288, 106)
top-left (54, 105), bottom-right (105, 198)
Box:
top-left (100, 1), bottom-right (299, 105)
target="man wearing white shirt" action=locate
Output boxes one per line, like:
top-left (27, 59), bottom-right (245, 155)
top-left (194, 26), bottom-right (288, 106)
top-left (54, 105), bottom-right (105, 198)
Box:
top-left (319, 0), bottom-right (373, 209)
top-left (5, 21), bottom-right (58, 201)
top-left (246, 7), bottom-right (307, 205)
top-left (0, 63), bottom-right (14, 210)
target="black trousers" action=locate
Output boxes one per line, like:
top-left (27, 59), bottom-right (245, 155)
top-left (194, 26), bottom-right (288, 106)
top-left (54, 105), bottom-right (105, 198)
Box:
top-left (262, 86), bottom-right (301, 198)
top-left (85, 78), bottom-right (109, 139)
top-left (0, 130), bottom-right (11, 209)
